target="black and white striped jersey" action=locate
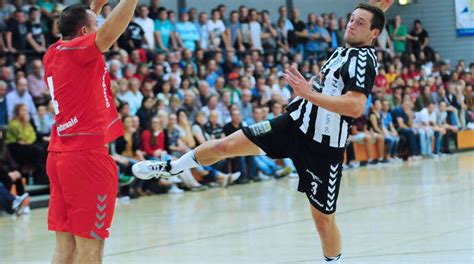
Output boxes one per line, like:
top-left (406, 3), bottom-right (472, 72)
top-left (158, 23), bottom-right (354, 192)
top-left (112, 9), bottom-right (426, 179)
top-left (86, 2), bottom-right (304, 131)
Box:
top-left (287, 46), bottom-right (377, 148)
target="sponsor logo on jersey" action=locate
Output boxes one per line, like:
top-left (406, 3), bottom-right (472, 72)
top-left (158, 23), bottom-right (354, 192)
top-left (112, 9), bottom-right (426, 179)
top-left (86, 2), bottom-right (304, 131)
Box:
top-left (57, 116), bottom-right (79, 132)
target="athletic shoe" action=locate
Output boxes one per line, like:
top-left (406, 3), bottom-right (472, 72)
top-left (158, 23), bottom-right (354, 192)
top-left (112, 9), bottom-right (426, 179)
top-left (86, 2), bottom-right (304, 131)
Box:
top-left (168, 184), bottom-right (184, 194)
top-left (257, 172), bottom-right (271, 181)
top-left (20, 206), bottom-right (31, 215)
top-left (119, 174), bottom-right (135, 186)
top-left (132, 160), bottom-right (180, 179)
top-left (288, 172), bottom-right (299, 178)
top-left (229, 172), bottom-right (241, 184)
top-left (221, 173), bottom-right (231, 188)
top-left (276, 166), bottom-right (292, 178)
top-left (12, 193), bottom-right (29, 214)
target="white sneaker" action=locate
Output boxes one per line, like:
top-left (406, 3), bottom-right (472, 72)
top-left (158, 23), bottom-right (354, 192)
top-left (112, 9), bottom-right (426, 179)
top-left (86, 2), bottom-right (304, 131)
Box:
top-left (132, 160), bottom-right (174, 179)
top-left (168, 184), bottom-right (184, 194)
top-left (229, 172), bottom-right (241, 184)
top-left (20, 206), bottom-right (30, 215)
top-left (12, 193), bottom-right (29, 214)
top-left (288, 172), bottom-right (298, 178)
top-left (221, 174), bottom-right (231, 188)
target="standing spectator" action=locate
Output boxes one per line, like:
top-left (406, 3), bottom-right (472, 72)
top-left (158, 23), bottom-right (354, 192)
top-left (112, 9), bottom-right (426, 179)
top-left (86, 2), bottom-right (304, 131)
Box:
top-left (6, 77), bottom-right (37, 119)
top-left (154, 7), bottom-right (174, 52)
top-left (25, 7), bottom-right (45, 53)
top-left (306, 14), bottom-right (330, 61)
top-left (0, 81), bottom-right (7, 127)
top-left (196, 11), bottom-right (212, 51)
top-left (0, 0), bottom-right (15, 32)
top-left (408, 20), bottom-right (434, 61)
top-left (27, 59), bottom-right (48, 106)
top-left (174, 9), bottom-right (199, 52)
top-left (248, 8), bottom-right (262, 51)
top-left (118, 21), bottom-right (146, 53)
top-left (207, 9), bottom-right (226, 50)
top-left (134, 5), bottom-right (155, 50)
top-left (97, 3), bottom-right (111, 27)
top-left (289, 8), bottom-right (307, 57)
top-left (261, 10), bottom-right (277, 54)
top-left (6, 9), bottom-right (28, 53)
top-left (225, 10), bottom-right (245, 53)
top-left (327, 19), bottom-right (342, 54)
top-left (148, 0), bottom-right (160, 20)
top-left (389, 15), bottom-right (407, 55)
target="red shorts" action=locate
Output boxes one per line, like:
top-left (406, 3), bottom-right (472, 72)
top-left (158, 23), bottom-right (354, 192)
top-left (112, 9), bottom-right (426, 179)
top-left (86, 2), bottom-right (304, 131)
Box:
top-left (46, 147), bottom-right (118, 240)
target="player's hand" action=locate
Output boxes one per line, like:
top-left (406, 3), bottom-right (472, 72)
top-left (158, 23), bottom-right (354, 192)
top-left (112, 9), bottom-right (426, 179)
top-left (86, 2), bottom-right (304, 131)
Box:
top-left (283, 65), bottom-right (316, 99)
top-left (369, 0), bottom-right (394, 12)
top-left (92, 0), bottom-right (108, 8)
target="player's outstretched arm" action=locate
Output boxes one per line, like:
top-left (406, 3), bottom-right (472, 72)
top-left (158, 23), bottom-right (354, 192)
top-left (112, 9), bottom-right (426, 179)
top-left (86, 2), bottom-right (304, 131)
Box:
top-left (369, 0), bottom-right (394, 12)
top-left (96, 0), bottom-right (139, 53)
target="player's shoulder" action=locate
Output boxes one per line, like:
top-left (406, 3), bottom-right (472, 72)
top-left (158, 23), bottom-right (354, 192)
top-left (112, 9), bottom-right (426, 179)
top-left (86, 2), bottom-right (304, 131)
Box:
top-left (345, 46), bottom-right (377, 68)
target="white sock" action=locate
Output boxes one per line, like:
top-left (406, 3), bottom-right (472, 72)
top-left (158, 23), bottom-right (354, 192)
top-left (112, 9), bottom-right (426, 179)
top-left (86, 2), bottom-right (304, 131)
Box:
top-left (325, 254), bottom-right (341, 263)
top-left (169, 150), bottom-right (200, 174)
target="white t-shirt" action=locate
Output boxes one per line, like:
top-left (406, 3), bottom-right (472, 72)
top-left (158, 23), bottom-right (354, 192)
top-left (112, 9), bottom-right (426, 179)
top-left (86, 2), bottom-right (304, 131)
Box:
top-left (271, 84), bottom-right (292, 104)
top-left (250, 21), bottom-right (262, 50)
top-left (134, 17), bottom-right (155, 50)
top-left (207, 20), bottom-right (226, 39)
top-left (418, 108), bottom-right (436, 125)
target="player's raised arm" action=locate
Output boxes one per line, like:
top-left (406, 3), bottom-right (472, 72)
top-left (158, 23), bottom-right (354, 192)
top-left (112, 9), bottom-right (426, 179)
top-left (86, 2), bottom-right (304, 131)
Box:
top-left (369, 0), bottom-right (394, 12)
top-left (96, 0), bottom-right (139, 53)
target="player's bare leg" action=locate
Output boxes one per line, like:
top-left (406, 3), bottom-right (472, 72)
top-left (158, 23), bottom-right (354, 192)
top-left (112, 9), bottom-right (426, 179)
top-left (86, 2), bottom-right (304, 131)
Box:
top-left (133, 130), bottom-right (261, 179)
top-left (73, 236), bottom-right (104, 264)
top-left (310, 205), bottom-right (342, 261)
top-left (52, 232), bottom-right (76, 264)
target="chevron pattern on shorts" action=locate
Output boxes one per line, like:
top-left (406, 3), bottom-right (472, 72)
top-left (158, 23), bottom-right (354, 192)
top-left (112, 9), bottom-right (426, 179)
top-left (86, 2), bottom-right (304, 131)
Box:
top-left (90, 194), bottom-right (107, 240)
top-left (326, 164), bottom-right (339, 212)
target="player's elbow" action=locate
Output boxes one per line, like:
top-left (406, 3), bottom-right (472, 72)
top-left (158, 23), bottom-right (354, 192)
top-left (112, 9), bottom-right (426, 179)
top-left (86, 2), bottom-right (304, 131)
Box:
top-left (347, 105), bottom-right (365, 118)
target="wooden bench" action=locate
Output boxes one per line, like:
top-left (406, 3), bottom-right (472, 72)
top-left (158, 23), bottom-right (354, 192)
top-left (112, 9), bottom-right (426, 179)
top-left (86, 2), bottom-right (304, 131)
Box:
top-left (458, 130), bottom-right (474, 150)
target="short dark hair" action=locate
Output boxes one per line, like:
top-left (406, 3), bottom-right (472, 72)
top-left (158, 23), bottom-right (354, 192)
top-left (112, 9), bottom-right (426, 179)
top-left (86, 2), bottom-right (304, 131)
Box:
top-left (355, 3), bottom-right (385, 33)
top-left (58, 4), bottom-right (90, 38)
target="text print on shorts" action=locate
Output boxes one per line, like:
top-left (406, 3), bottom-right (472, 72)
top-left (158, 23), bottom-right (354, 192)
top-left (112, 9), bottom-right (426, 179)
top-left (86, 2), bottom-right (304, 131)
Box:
top-left (307, 169), bottom-right (324, 208)
top-left (248, 121), bottom-right (272, 136)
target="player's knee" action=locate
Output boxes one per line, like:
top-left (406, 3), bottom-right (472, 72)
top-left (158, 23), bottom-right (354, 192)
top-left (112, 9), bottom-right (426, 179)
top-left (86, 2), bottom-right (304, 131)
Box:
top-left (53, 247), bottom-right (75, 263)
top-left (75, 239), bottom-right (103, 263)
top-left (314, 214), bottom-right (336, 235)
top-left (214, 138), bottom-right (233, 157)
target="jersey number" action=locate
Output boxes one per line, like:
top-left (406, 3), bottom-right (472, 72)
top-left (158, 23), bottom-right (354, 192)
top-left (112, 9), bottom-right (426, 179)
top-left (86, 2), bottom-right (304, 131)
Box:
top-left (46, 76), bottom-right (60, 115)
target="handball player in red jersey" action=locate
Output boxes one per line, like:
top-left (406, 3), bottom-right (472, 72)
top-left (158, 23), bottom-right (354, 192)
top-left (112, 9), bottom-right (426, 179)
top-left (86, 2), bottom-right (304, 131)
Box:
top-left (43, 0), bottom-right (138, 263)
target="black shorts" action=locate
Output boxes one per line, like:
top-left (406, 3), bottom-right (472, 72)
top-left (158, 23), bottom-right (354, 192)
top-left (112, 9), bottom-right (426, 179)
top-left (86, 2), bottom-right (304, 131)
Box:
top-left (242, 113), bottom-right (345, 214)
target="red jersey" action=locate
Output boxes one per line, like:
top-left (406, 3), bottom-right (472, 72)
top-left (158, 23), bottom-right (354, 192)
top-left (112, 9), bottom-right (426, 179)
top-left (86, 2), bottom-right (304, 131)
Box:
top-left (43, 33), bottom-right (123, 152)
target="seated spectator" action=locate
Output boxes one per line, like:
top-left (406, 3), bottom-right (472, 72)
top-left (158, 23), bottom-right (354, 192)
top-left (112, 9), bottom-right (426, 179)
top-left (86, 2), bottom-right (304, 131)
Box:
top-left (414, 85), bottom-right (434, 111)
top-left (27, 59), bottom-right (49, 106)
top-left (32, 105), bottom-right (52, 143)
top-left (141, 116), bottom-right (166, 160)
top-left (6, 103), bottom-right (46, 184)
top-left (6, 77), bottom-right (37, 119)
top-left (393, 100), bottom-right (419, 158)
top-left (0, 182), bottom-right (28, 215)
top-left (120, 78), bottom-right (143, 115)
top-left (223, 109), bottom-right (250, 184)
top-left (380, 99), bottom-right (401, 161)
top-left (436, 101), bottom-right (458, 153)
top-left (349, 115), bottom-right (382, 165)
top-left (414, 105), bottom-right (435, 158)
top-left (0, 81), bottom-right (7, 128)
top-left (0, 128), bottom-right (25, 196)
top-left (368, 98), bottom-right (390, 162)
top-left (136, 97), bottom-right (156, 131)
top-left (176, 109), bottom-right (196, 149)
top-left (464, 84), bottom-right (474, 124)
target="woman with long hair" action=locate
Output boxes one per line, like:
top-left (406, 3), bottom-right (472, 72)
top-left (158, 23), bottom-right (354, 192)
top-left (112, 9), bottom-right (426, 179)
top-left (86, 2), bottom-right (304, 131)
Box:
top-left (136, 97), bottom-right (156, 131)
top-left (140, 116), bottom-right (166, 160)
top-left (6, 104), bottom-right (47, 184)
top-left (176, 109), bottom-right (196, 149)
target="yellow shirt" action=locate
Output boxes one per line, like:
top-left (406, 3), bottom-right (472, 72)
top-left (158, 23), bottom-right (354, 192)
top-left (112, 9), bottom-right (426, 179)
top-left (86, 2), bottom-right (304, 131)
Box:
top-left (6, 119), bottom-right (37, 144)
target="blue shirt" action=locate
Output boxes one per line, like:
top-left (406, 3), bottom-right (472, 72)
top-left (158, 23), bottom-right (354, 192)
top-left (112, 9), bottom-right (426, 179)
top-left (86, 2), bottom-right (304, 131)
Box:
top-left (381, 111), bottom-right (393, 129)
top-left (175, 22), bottom-right (199, 51)
top-left (6, 90), bottom-right (37, 119)
top-left (154, 19), bottom-right (174, 50)
top-left (306, 25), bottom-right (330, 52)
top-left (0, 97), bottom-right (7, 127)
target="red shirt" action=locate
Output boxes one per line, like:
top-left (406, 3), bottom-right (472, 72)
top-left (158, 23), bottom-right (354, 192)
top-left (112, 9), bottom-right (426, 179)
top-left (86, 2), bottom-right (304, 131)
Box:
top-left (43, 33), bottom-right (124, 152)
top-left (140, 130), bottom-right (165, 156)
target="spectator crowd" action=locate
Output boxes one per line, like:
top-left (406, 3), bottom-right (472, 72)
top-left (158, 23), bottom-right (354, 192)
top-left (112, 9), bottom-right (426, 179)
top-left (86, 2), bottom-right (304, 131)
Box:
top-left (1, 0), bottom-right (474, 213)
